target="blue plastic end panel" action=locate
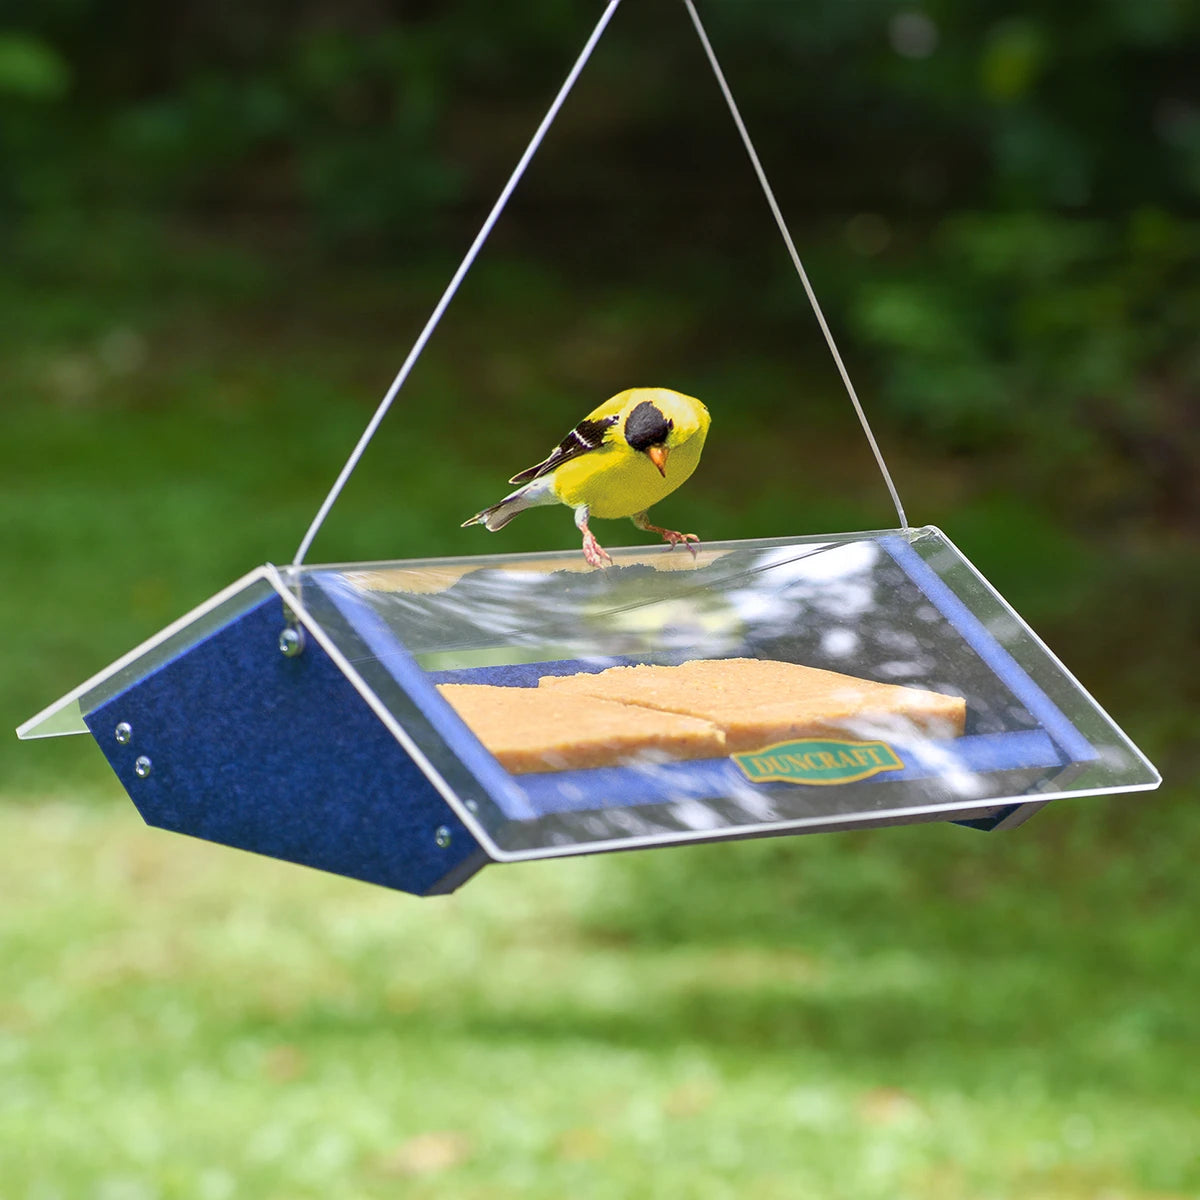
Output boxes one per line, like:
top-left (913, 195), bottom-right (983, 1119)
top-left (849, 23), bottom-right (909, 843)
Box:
top-left (84, 593), bottom-right (488, 896)
top-left (952, 804), bottom-right (1022, 831)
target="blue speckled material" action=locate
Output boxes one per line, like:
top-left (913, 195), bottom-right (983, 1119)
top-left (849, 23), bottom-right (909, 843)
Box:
top-left (85, 593), bottom-right (488, 896)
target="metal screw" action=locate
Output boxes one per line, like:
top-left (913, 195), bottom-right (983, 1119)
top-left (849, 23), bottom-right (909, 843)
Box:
top-left (278, 627), bottom-right (305, 658)
top-left (114, 722), bottom-right (132, 745)
top-left (434, 825), bottom-right (452, 849)
top-left (134, 756), bottom-right (153, 779)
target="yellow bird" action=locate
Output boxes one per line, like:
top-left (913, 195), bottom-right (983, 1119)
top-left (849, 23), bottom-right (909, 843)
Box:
top-left (463, 387), bottom-right (711, 567)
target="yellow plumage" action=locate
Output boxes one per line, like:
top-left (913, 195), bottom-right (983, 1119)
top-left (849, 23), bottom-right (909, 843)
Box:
top-left (463, 387), bottom-right (711, 566)
top-left (549, 389), bottom-right (708, 517)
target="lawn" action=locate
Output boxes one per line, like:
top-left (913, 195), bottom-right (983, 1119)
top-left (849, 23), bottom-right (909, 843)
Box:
top-left (3, 795), bottom-right (1197, 1199)
top-left (3, 220), bottom-right (1196, 1198)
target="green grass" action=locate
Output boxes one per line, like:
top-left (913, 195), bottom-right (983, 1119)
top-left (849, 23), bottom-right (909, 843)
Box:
top-left (4, 217), bottom-right (1197, 1197)
top-left (3, 795), bottom-right (1198, 1199)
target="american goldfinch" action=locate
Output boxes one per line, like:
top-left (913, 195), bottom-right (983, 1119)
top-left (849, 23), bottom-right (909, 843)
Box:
top-left (463, 387), bottom-right (711, 567)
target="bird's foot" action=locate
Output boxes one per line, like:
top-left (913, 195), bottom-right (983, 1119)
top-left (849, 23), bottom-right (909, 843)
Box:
top-left (581, 528), bottom-right (613, 568)
top-left (664, 530), bottom-right (700, 558)
top-left (638, 518), bottom-right (700, 558)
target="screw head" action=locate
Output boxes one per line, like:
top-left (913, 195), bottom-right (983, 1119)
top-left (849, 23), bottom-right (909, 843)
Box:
top-left (434, 825), bottom-right (452, 849)
top-left (114, 722), bottom-right (132, 745)
top-left (133, 756), bottom-right (153, 779)
top-left (278, 627), bottom-right (305, 658)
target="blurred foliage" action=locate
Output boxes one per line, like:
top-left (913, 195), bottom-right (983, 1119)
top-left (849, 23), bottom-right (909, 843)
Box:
top-left (0, 32), bottom-right (69, 100)
top-left (851, 209), bottom-right (1200, 526)
top-left (3, 0), bottom-right (1199, 220)
top-left (1, 0), bottom-right (1198, 525)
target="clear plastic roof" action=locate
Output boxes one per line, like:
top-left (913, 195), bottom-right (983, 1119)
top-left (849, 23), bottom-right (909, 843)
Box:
top-left (21, 528), bottom-right (1159, 863)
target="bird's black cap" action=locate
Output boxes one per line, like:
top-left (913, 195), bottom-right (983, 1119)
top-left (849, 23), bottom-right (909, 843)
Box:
top-left (624, 401), bottom-right (673, 451)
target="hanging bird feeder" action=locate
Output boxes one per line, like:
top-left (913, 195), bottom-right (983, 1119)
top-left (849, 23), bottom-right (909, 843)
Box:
top-left (18, 1), bottom-right (1159, 896)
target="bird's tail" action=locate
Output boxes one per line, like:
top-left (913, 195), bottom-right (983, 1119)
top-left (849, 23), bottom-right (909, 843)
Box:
top-left (461, 483), bottom-right (539, 532)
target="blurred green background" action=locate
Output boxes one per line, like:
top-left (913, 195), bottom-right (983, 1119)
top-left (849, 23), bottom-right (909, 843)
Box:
top-left (3, 1), bottom-right (1198, 1196)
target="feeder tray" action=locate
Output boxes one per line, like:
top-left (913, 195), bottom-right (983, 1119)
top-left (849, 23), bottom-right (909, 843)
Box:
top-left (17, 2), bottom-right (1160, 894)
top-left (18, 528), bottom-right (1159, 895)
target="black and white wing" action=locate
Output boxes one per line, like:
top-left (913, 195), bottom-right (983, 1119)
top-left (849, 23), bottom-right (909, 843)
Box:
top-left (508, 413), bottom-right (619, 484)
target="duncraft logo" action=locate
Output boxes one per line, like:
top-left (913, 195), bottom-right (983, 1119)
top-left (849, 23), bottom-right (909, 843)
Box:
top-left (733, 738), bottom-right (904, 786)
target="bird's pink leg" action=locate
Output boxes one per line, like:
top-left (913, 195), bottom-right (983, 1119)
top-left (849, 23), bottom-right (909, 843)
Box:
top-left (632, 511), bottom-right (700, 558)
top-left (574, 505), bottom-right (612, 568)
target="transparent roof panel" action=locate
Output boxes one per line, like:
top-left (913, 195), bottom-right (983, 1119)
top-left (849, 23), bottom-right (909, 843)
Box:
top-left (18, 570), bottom-right (278, 740)
top-left (21, 528), bottom-right (1158, 863)
top-left (280, 526), bottom-right (1159, 859)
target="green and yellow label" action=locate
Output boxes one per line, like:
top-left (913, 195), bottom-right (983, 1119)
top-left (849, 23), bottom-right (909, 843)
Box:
top-left (733, 738), bottom-right (904, 786)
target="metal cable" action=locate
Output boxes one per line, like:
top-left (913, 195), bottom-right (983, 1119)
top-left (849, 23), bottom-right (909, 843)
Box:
top-left (682, 0), bottom-right (910, 532)
top-left (292, 0), bottom-right (627, 566)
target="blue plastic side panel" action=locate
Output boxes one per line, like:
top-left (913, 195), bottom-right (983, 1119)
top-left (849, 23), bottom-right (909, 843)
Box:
top-left (953, 804), bottom-right (1022, 830)
top-left (84, 594), bottom-right (488, 896)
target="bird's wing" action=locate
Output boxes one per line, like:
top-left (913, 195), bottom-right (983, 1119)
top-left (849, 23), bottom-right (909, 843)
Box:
top-left (508, 412), bottom-right (621, 484)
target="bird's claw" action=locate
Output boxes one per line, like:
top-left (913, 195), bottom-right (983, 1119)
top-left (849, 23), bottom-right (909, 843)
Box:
top-left (662, 530), bottom-right (701, 558)
top-left (582, 531), bottom-right (613, 568)
top-left (639, 519), bottom-right (700, 557)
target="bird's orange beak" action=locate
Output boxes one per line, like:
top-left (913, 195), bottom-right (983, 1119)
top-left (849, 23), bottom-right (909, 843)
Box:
top-left (647, 444), bottom-right (669, 477)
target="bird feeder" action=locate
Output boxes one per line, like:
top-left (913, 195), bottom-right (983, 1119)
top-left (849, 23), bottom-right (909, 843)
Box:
top-left (17, 2), bottom-right (1159, 896)
top-left (18, 529), bottom-right (1158, 895)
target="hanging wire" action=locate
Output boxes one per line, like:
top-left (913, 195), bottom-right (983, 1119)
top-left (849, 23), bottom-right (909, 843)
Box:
top-left (681, 0), bottom-right (910, 532)
top-left (292, 0), bottom-right (626, 567)
top-left (293, 0), bottom-right (908, 566)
